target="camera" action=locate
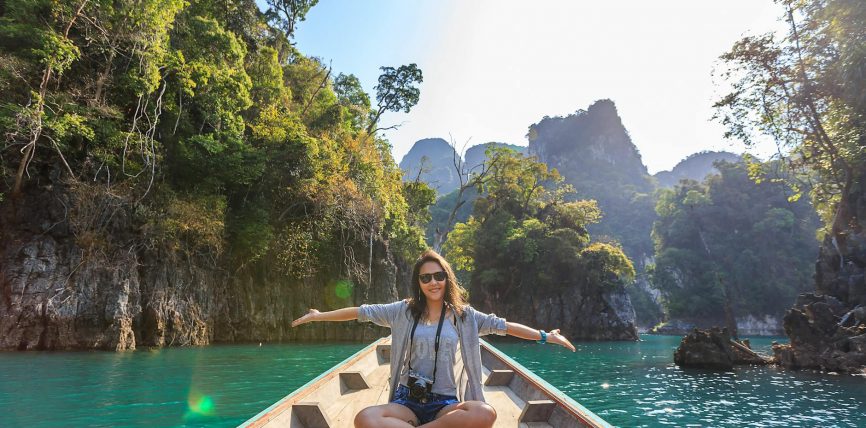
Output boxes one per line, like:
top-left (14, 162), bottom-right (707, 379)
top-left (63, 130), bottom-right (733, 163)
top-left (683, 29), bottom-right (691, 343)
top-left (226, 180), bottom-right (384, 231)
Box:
top-left (407, 370), bottom-right (434, 403)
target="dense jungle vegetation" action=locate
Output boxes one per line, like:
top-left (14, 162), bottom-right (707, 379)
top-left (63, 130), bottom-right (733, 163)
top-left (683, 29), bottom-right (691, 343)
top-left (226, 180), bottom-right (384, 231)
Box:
top-left (714, 0), bottom-right (866, 241)
top-left (651, 160), bottom-right (820, 322)
top-left (527, 100), bottom-right (657, 263)
top-left (442, 147), bottom-right (634, 298)
top-left (0, 0), bottom-right (434, 280)
top-left (3, 0), bottom-right (864, 335)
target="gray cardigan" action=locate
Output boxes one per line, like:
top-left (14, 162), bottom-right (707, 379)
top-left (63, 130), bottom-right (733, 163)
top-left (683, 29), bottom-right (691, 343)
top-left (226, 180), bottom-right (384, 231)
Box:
top-left (358, 300), bottom-right (507, 402)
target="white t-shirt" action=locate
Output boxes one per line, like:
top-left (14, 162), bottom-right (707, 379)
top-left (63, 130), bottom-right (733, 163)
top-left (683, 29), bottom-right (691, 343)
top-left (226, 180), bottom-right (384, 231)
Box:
top-left (399, 316), bottom-right (459, 396)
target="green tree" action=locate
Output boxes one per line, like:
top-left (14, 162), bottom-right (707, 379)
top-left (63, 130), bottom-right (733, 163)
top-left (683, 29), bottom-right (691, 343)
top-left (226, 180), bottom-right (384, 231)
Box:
top-left (0, 0), bottom-right (431, 295)
top-left (265, 0), bottom-right (319, 39)
top-left (651, 161), bottom-right (819, 324)
top-left (714, 0), bottom-right (866, 240)
top-left (367, 63), bottom-right (423, 134)
top-left (334, 73), bottom-right (372, 131)
top-left (444, 149), bottom-right (634, 301)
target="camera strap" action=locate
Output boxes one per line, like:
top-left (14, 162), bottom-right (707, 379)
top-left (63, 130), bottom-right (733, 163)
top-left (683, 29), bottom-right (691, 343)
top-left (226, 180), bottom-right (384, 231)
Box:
top-left (407, 303), bottom-right (448, 384)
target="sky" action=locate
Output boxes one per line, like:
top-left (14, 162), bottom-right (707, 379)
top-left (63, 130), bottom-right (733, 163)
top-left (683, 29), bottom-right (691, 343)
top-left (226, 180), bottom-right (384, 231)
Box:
top-left (276, 0), bottom-right (788, 174)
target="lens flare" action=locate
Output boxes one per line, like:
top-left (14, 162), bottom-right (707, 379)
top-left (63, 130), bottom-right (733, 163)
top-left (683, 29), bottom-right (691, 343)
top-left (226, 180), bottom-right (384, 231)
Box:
top-left (334, 280), bottom-right (354, 299)
top-left (187, 392), bottom-right (215, 416)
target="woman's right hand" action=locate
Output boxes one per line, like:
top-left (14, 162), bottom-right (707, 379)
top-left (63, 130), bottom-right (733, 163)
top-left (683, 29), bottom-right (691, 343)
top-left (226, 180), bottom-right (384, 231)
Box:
top-left (291, 309), bottom-right (320, 327)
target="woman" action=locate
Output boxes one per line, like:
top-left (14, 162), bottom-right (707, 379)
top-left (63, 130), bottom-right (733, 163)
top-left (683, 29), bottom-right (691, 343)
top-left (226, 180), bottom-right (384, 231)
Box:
top-left (291, 250), bottom-right (575, 427)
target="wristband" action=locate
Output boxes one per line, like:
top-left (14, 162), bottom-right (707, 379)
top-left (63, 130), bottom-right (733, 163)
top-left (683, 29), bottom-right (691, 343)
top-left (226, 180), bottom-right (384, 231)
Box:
top-left (536, 330), bottom-right (547, 344)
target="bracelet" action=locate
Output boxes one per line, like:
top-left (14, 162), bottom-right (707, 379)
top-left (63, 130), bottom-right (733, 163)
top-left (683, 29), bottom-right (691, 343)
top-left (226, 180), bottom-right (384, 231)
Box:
top-left (536, 330), bottom-right (547, 344)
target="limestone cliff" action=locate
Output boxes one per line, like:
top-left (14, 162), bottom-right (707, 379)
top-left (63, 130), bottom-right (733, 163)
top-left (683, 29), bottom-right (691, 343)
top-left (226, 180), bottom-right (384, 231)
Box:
top-left (0, 183), bottom-right (394, 351)
top-left (773, 175), bottom-right (866, 372)
top-left (398, 138), bottom-right (461, 195)
top-left (471, 280), bottom-right (638, 341)
top-left (526, 100), bottom-right (655, 330)
top-left (653, 151), bottom-right (741, 188)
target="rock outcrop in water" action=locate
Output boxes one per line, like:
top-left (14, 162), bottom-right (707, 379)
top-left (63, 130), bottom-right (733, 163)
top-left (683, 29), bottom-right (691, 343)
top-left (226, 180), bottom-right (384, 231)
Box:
top-left (525, 100), bottom-right (658, 330)
top-left (674, 328), bottom-right (770, 370)
top-left (674, 328), bottom-right (736, 370)
top-left (772, 169), bottom-right (866, 375)
top-left (772, 294), bottom-right (866, 373)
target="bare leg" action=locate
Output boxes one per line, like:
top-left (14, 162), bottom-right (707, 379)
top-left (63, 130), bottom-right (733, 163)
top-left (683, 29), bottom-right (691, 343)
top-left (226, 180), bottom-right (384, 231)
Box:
top-left (354, 403), bottom-right (419, 428)
top-left (424, 401), bottom-right (496, 427)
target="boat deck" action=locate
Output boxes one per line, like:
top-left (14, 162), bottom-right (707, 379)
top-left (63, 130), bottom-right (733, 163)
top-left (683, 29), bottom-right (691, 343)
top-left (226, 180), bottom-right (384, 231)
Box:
top-left (241, 337), bottom-right (610, 428)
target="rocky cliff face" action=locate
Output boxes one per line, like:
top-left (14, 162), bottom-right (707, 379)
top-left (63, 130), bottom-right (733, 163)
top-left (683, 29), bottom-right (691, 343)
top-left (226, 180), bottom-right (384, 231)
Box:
top-left (463, 142), bottom-right (526, 172)
top-left (772, 172), bottom-right (866, 374)
top-left (526, 99), bottom-right (656, 261)
top-left (471, 282), bottom-right (638, 341)
top-left (398, 138), bottom-right (461, 195)
top-left (527, 100), bottom-right (652, 194)
top-left (216, 242), bottom-right (397, 344)
top-left (0, 183), bottom-right (394, 351)
top-left (400, 139), bottom-right (527, 198)
top-left (653, 151), bottom-right (742, 188)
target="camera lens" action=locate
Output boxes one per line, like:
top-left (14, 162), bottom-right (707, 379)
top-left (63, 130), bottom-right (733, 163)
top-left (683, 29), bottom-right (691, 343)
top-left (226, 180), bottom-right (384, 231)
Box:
top-left (409, 382), bottom-right (425, 399)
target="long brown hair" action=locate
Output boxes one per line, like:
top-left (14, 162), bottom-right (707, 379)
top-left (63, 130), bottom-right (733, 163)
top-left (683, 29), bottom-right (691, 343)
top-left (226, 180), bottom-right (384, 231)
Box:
top-left (408, 249), bottom-right (467, 320)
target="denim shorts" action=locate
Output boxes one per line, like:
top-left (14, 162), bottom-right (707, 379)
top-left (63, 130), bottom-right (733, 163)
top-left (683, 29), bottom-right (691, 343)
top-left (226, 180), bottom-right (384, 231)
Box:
top-left (391, 384), bottom-right (459, 425)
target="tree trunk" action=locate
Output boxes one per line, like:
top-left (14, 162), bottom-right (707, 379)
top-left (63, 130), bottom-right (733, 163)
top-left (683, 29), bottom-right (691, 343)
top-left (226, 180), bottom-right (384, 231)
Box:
top-left (11, 0), bottom-right (89, 197)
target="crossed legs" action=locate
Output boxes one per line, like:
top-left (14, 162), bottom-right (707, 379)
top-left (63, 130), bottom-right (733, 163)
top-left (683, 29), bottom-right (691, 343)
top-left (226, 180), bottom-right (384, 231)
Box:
top-left (426, 401), bottom-right (496, 427)
top-left (354, 401), bottom-right (496, 427)
top-left (354, 403), bottom-right (419, 427)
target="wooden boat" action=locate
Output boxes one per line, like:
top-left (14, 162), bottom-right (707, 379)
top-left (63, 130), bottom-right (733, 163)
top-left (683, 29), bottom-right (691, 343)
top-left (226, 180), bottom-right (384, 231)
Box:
top-left (240, 336), bottom-right (611, 428)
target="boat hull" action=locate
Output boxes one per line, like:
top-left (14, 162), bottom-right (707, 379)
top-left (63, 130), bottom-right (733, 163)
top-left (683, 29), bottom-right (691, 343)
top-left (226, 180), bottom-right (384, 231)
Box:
top-left (240, 337), bottom-right (610, 428)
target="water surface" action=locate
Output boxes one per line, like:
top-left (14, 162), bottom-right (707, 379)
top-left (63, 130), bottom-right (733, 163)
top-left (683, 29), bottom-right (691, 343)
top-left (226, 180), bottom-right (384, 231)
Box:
top-left (1, 336), bottom-right (864, 427)
top-left (494, 335), bottom-right (866, 427)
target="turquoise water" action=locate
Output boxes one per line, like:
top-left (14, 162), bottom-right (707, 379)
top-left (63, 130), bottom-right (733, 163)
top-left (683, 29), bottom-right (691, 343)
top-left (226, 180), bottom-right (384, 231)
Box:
top-left (495, 336), bottom-right (866, 427)
top-left (0, 343), bottom-right (366, 427)
top-left (0, 335), bottom-right (864, 427)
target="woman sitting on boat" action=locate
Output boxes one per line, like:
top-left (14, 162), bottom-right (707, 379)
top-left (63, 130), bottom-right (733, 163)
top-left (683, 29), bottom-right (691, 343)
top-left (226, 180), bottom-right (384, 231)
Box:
top-left (291, 249), bottom-right (576, 427)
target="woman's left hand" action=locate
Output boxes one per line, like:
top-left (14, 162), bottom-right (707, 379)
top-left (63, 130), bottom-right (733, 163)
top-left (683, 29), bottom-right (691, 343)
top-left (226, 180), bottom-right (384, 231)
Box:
top-left (547, 329), bottom-right (576, 352)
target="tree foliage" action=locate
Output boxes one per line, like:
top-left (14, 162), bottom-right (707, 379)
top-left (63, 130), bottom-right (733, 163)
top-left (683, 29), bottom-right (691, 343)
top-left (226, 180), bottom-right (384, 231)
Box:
top-left (651, 161), bottom-right (820, 321)
top-left (443, 148), bottom-right (634, 303)
top-left (367, 63), bottom-right (422, 134)
top-left (526, 100), bottom-right (657, 264)
top-left (714, 0), bottom-right (866, 238)
top-left (265, 0), bottom-right (318, 38)
top-left (0, 0), bottom-right (430, 284)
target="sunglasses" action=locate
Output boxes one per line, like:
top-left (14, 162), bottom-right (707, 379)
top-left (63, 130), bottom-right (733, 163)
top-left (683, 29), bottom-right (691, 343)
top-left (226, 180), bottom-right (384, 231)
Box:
top-left (419, 271), bottom-right (447, 284)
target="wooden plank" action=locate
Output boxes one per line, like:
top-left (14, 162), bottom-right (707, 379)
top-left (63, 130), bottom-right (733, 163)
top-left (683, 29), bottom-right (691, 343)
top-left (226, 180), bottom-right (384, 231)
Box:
top-left (244, 336), bottom-right (610, 428)
top-left (241, 337), bottom-right (389, 428)
top-left (324, 381), bottom-right (386, 427)
top-left (480, 340), bottom-right (611, 428)
top-left (293, 402), bottom-right (331, 428)
top-left (339, 371), bottom-right (370, 392)
top-left (376, 344), bottom-right (391, 365)
top-left (519, 400), bottom-right (556, 423)
top-left (485, 369), bottom-right (515, 386)
top-left (484, 387), bottom-right (525, 427)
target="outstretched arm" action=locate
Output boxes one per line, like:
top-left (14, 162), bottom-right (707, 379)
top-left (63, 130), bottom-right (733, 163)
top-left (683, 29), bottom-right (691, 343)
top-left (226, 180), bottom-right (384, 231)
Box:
top-left (506, 321), bottom-right (576, 352)
top-left (291, 307), bottom-right (359, 327)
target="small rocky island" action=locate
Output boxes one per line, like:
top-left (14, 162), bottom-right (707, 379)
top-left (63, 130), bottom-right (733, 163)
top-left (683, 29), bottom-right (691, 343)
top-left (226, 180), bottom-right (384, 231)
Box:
top-left (674, 328), bottom-right (769, 371)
